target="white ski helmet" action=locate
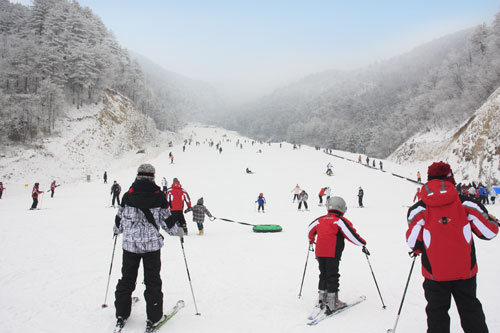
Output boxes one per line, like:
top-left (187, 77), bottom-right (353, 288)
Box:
top-left (326, 196), bottom-right (347, 214)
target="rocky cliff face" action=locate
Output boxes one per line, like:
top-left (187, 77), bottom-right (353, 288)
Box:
top-left (390, 87), bottom-right (500, 185)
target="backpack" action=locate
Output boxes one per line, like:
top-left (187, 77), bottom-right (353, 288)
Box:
top-left (421, 180), bottom-right (474, 281)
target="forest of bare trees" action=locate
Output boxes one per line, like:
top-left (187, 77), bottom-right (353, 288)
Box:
top-left (0, 0), bottom-right (178, 143)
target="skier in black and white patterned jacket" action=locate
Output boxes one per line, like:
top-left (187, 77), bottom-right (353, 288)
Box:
top-left (113, 163), bottom-right (180, 330)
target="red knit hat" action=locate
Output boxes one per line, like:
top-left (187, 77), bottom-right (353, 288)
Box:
top-left (427, 161), bottom-right (455, 184)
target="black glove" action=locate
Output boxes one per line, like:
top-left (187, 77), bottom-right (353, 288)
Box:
top-left (362, 246), bottom-right (370, 256)
top-left (309, 243), bottom-right (315, 251)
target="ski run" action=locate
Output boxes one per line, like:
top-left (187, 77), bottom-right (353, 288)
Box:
top-left (1, 124), bottom-right (499, 332)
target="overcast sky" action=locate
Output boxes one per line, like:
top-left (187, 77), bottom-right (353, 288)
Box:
top-left (11, 0), bottom-right (500, 104)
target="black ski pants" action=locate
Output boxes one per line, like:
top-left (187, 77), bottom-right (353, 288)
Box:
top-left (166, 210), bottom-right (188, 233)
top-left (423, 277), bottom-right (488, 333)
top-left (115, 250), bottom-right (163, 322)
top-left (112, 192), bottom-right (120, 206)
top-left (317, 257), bottom-right (341, 293)
top-left (31, 197), bottom-right (38, 209)
top-left (358, 195), bottom-right (363, 207)
top-left (298, 201), bottom-right (308, 210)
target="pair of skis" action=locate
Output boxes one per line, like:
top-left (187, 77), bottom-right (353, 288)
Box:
top-left (306, 295), bottom-right (366, 326)
top-left (113, 298), bottom-right (184, 333)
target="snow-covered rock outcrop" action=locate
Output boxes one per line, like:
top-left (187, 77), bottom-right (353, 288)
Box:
top-left (0, 89), bottom-right (176, 184)
top-left (390, 87), bottom-right (500, 185)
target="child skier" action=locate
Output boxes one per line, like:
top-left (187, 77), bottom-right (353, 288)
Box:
top-left (308, 196), bottom-right (368, 316)
top-left (185, 197), bottom-right (213, 235)
top-left (256, 193), bottom-right (266, 212)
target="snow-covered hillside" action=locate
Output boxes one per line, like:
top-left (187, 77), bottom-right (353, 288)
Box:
top-left (390, 86), bottom-right (500, 185)
top-left (1, 124), bottom-right (499, 333)
top-left (0, 89), bottom-right (177, 185)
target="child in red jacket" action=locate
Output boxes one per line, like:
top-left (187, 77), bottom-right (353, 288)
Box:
top-left (308, 196), bottom-right (367, 315)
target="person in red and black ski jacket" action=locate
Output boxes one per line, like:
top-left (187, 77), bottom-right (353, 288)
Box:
top-left (406, 161), bottom-right (499, 333)
top-left (165, 178), bottom-right (191, 234)
top-left (0, 182), bottom-right (5, 199)
top-left (318, 187), bottom-right (326, 205)
top-left (30, 183), bottom-right (44, 209)
top-left (50, 180), bottom-right (59, 198)
top-left (308, 196), bottom-right (367, 314)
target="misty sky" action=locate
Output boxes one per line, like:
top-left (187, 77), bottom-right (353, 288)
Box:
top-left (11, 0), bottom-right (500, 104)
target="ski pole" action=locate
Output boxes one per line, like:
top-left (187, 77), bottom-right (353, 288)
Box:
top-left (387, 253), bottom-right (418, 333)
top-left (179, 237), bottom-right (201, 315)
top-left (298, 244), bottom-right (313, 298)
top-left (102, 234), bottom-right (118, 308)
top-left (362, 247), bottom-right (386, 308)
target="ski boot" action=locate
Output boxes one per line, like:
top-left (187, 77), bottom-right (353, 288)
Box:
top-left (199, 229), bottom-right (204, 236)
top-left (325, 292), bottom-right (347, 315)
top-left (145, 315), bottom-right (167, 333)
top-left (114, 316), bottom-right (127, 331)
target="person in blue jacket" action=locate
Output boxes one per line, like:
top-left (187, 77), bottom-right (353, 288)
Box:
top-left (255, 193), bottom-right (266, 212)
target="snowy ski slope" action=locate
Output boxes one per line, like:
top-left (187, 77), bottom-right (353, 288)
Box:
top-left (0, 124), bottom-right (499, 333)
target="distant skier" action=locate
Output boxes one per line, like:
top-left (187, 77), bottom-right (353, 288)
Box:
top-left (291, 184), bottom-right (302, 202)
top-left (256, 193), bottom-right (266, 212)
top-left (413, 187), bottom-right (422, 202)
top-left (308, 196), bottom-right (368, 315)
top-left (161, 177), bottom-right (168, 193)
top-left (417, 171), bottom-right (421, 183)
top-left (49, 180), bottom-right (59, 198)
top-left (111, 181), bottom-right (122, 207)
top-left (246, 168), bottom-right (254, 174)
top-left (358, 155), bottom-right (362, 163)
top-left (366, 157), bottom-right (370, 166)
top-left (0, 181), bottom-right (5, 199)
top-left (112, 163), bottom-right (179, 332)
top-left (103, 171), bottom-right (108, 184)
top-left (30, 183), bottom-right (44, 209)
top-left (318, 187), bottom-right (326, 205)
top-left (298, 190), bottom-right (309, 211)
top-left (324, 186), bottom-right (332, 200)
top-left (170, 153), bottom-right (174, 164)
top-left (185, 197), bottom-right (213, 235)
top-left (379, 161), bottom-right (383, 170)
top-left (326, 162), bottom-right (333, 176)
top-left (219, 147), bottom-right (223, 154)
top-left (357, 187), bottom-right (364, 207)
top-left (166, 178), bottom-right (191, 234)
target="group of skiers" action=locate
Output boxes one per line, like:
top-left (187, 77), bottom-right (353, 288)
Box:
top-left (29, 180), bottom-right (59, 209)
top-left (112, 164), bottom-right (216, 332)
top-left (456, 182), bottom-right (496, 205)
top-left (307, 161), bottom-right (498, 332)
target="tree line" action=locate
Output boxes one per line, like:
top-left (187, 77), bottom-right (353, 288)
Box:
top-left (220, 10), bottom-right (500, 158)
top-left (0, 0), bottom-right (177, 143)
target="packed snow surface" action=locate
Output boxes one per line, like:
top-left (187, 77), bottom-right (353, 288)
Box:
top-left (1, 124), bottom-right (499, 333)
